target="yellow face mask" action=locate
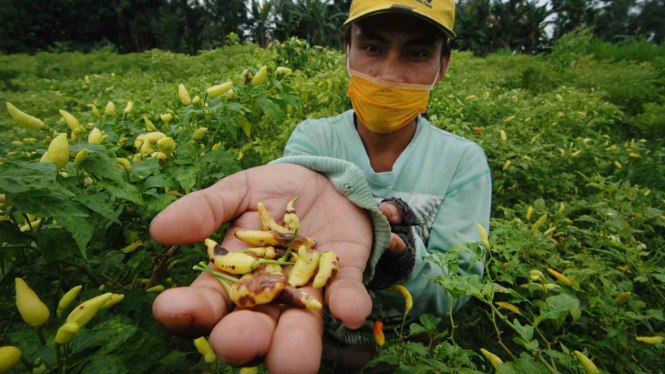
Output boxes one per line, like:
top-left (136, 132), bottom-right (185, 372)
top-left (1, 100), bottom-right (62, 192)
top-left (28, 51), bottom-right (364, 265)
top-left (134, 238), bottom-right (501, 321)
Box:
top-left (346, 51), bottom-right (440, 134)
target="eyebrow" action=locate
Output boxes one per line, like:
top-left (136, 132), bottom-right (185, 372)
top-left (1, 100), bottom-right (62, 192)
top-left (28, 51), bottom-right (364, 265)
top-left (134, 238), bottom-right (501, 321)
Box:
top-left (358, 29), bottom-right (439, 47)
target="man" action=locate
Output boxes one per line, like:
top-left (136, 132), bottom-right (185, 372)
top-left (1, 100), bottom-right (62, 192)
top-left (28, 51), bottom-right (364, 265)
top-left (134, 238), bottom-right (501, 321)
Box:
top-left (150, 1), bottom-right (491, 373)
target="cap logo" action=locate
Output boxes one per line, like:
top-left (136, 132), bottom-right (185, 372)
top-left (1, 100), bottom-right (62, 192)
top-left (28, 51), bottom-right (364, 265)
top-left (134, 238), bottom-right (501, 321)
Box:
top-left (414, 0), bottom-right (433, 9)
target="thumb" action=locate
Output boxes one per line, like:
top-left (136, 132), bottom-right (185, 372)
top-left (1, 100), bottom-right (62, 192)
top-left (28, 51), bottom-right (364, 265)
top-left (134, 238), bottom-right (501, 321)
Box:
top-left (325, 267), bottom-right (372, 329)
top-left (378, 201), bottom-right (402, 225)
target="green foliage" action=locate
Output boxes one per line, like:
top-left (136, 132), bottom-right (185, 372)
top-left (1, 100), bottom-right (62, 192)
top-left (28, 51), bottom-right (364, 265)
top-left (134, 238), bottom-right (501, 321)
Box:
top-left (1, 40), bottom-right (664, 374)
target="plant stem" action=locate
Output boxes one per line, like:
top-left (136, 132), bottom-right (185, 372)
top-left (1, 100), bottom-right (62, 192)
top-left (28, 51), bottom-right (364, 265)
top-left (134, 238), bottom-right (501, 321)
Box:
top-left (194, 263), bottom-right (238, 283)
top-left (279, 227), bottom-right (299, 262)
top-left (36, 326), bottom-right (46, 345)
top-left (257, 259), bottom-right (295, 266)
top-left (448, 300), bottom-right (456, 346)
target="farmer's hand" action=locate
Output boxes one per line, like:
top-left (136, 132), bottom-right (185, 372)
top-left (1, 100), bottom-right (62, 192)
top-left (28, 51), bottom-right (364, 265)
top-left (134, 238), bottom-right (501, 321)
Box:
top-left (150, 164), bottom-right (374, 374)
top-left (378, 201), bottom-right (407, 257)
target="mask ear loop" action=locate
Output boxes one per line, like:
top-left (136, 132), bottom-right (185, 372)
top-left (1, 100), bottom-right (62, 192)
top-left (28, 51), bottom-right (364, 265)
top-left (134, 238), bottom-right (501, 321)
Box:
top-left (345, 45), bottom-right (352, 78)
top-left (429, 65), bottom-right (441, 91)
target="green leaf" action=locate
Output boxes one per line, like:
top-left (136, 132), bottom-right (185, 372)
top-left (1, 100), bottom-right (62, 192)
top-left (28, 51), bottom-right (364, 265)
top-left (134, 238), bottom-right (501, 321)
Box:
top-left (76, 193), bottom-right (119, 223)
top-left (0, 221), bottom-right (30, 244)
top-left (71, 144), bottom-right (126, 183)
top-left (419, 314), bottom-right (439, 331)
top-left (538, 294), bottom-right (579, 322)
top-left (143, 174), bottom-right (178, 191)
top-left (96, 181), bottom-right (143, 205)
top-left (80, 356), bottom-right (128, 374)
top-left (130, 158), bottom-right (161, 181)
top-left (257, 95), bottom-right (283, 119)
top-left (235, 115), bottom-right (252, 138)
top-left (54, 213), bottom-right (95, 258)
top-left (409, 323), bottom-right (428, 336)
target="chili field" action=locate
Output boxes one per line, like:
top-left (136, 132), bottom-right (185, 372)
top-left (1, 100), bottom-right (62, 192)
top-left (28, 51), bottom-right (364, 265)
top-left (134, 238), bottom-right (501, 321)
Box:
top-left (0, 33), bottom-right (664, 373)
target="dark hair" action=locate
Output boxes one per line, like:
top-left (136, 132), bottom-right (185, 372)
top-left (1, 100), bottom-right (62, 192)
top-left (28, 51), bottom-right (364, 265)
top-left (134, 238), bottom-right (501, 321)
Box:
top-left (344, 26), bottom-right (451, 62)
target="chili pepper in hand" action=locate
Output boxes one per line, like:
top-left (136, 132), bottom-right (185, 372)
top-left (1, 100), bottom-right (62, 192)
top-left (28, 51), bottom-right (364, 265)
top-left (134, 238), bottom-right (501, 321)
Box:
top-left (287, 245), bottom-right (319, 287)
top-left (15, 278), bottom-right (50, 328)
top-left (282, 195), bottom-right (300, 232)
top-left (258, 202), bottom-right (290, 233)
top-left (57, 285), bottom-right (82, 317)
top-left (277, 285), bottom-right (322, 310)
top-left (313, 251), bottom-right (339, 288)
top-left (235, 230), bottom-right (316, 249)
top-left (0, 346), bottom-right (21, 373)
top-left (230, 272), bottom-right (287, 309)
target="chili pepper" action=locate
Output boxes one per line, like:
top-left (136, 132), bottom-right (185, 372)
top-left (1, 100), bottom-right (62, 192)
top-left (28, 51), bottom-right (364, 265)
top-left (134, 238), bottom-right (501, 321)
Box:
top-left (225, 90), bottom-right (236, 101)
top-left (250, 66), bottom-right (268, 86)
top-left (55, 322), bottom-right (80, 344)
top-left (235, 230), bottom-right (316, 249)
top-left (496, 301), bottom-right (522, 316)
top-left (144, 132), bottom-right (166, 143)
top-left (239, 367), bottom-right (257, 374)
top-left (526, 206), bottom-right (533, 220)
top-left (105, 101), bottom-right (115, 116)
top-left (46, 133), bottom-right (69, 168)
top-left (530, 214), bottom-right (548, 234)
top-left (192, 96), bottom-right (201, 105)
top-left (59, 171), bottom-right (69, 178)
top-left (88, 104), bottom-right (101, 118)
top-left (473, 127), bottom-right (482, 134)
top-left (277, 285), bottom-right (322, 310)
top-left (74, 149), bottom-right (88, 166)
top-left (59, 110), bottom-right (84, 134)
top-left (0, 346), bottom-right (21, 373)
top-left (543, 226), bottom-right (556, 236)
top-left (275, 67), bottom-right (293, 77)
top-left (15, 278), bottom-right (50, 328)
top-left (542, 283), bottom-right (560, 291)
top-left (241, 69), bottom-right (254, 85)
top-left (480, 348), bottom-right (503, 369)
top-left (146, 285), bottom-right (165, 293)
top-left (529, 269), bottom-right (544, 282)
top-left (192, 127), bottom-right (208, 140)
top-left (214, 252), bottom-right (260, 275)
top-left (66, 293), bottom-right (112, 327)
top-left (133, 153), bottom-right (142, 162)
top-left (258, 202), bottom-right (289, 233)
top-left (207, 82), bottom-right (232, 98)
top-left (157, 137), bottom-right (176, 155)
top-left (57, 285), bottom-right (82, 317)
top-left (117, 158), bottom-right (131, 171)
top-left (476, 223), bottom-right (490, 250)
top-left (230, 272), bottom-right (287, 308)
top-left (282, 195), bottom-right (300, 232)
top-left (0, 194), bottom-right (5, 204)
top-left (193, 337), bottom-right (216, 364)
top-left (635, 336), bottom-right (663, 345)
top-left (387, 285), bottom-right (413, 315)
top-left (160, 113), bottom-right (172, 122)
top-left (547, 268), bottom-right (573, 287)
top-left (373, 321), bottom-right (385, 347)
top-left (574, 351), bottom-right (599, 374)
top-left (6, 102), bottom-right (45, 130)
top-left (88, 128), bottom-right (104, 144)
top-left (144, 116), bottom-right (157, 131)
top-left (502, 160), bottom-right (511, 170)
top-left (140, 139), bottom-right (154, 155)
top-left (123, 101), bottom-right (133, 114)
top-left (167, 259), bottom-right (180, 269)
top-left (615, 291), bottom-right (631, 305)
top-left (570, 307), bottom-right (581, 323)
top-left (288, 245), bottom-right (320, 287)
top-left (614, 161), bottom-right (622, 168)
top-left (500, 130), bottom-right (507, 143)
top-left (313, 251), bottom-right (340, 288)
top-left (153, 152), bottom-right (168, 162)
top-left (241, 246), bottom-right (279, 259)
top-left (178, 84), bottom-right (192, 105)
top-left (84, 176), bottom-right (94, 186)
top-left (101, 294), bottom-right (124, 310)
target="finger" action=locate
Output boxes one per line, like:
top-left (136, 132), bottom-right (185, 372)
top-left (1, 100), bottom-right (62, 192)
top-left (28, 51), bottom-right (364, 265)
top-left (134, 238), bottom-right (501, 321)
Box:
top-left (210, 305), bottom-right (283, 367)
top-left (385, 233), bottom-right (407, 258)
top-left (149, 170), bottom-right (250, 245)
top-left (325, 265), bottom-right (372, 329)
top-left (266, 288), bottom-right (324, 374)
top-left (152, 270), bottom-right (231, 338)
top-left (379, 201), bottom-right (402, 225)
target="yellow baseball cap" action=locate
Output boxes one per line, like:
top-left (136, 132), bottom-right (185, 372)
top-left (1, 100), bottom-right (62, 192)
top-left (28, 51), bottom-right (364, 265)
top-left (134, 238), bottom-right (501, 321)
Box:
top-left (344, 0), bottom-right (455, 38)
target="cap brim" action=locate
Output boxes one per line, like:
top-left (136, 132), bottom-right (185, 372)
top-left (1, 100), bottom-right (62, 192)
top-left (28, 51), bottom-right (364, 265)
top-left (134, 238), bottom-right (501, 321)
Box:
top-left (343, 5), bottom-right (456, 39)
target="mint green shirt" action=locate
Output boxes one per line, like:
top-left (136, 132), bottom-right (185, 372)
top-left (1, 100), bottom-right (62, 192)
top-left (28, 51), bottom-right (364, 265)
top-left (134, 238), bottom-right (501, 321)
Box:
top-left (276, 109), bottom-right (492, 344)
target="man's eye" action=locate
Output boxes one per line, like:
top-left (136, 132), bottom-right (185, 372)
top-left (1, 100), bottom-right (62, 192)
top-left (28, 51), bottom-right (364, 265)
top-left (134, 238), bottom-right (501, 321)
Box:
top-left (363, 45), bottom-right (381, 53)
top-left (409, 50), bottom-right (430, 59)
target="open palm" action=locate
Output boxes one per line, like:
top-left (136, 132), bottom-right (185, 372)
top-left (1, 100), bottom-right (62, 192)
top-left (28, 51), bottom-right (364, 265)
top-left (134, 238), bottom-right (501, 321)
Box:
top-left (150, 164), bottom-right (374, 374)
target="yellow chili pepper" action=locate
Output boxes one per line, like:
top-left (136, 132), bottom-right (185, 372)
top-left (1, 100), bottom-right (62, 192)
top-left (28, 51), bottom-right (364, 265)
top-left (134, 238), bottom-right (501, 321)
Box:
top-left (476, 223), bottom-right (490, 249)
top-left (373, 321), bottom-right (385, 347)
top-left (105, 101), bottom-right (115, 116)
top-left (636, 336), bottom-right (663, 345)
top-left (121, 240), bottom-right (142, 254)
top-left (547, 268), bottom-right (574, 287)
top-left (225, 89), bottom-right (236, 101)
top-left (117, 158), bottom-right (131, 171)
top-left (15, 278), bottom-right (50, 327)
top-left (480, 348), bottom-right (503, 369)
top-left (140, 140), bottom-right (154, 155)
top-left (66, 293), bottom-right (112, 328)
top-left (526, 206), bottom-right (533, 220)
top-left (615, 291), bottom-right (631, 305)
top-left (88, 128), bottom-right (104, 144)
top-left (178, 84), bottom-right (192, 105)
top-left (499, 129), bottom-right (507, 143)
top-left (88, 104), bottom-right (101, 118)
top-left (192, 127), bottom-right (208, 140)
top-left (157, 137), bottom-right (176, 155)
top-left (214, 252), bottom-right (259, 275)
top-left (207, 82), bottom-right (232, 98)
top-left (74, 149), bottom-right (88, 166)
top-left (59, 110), bottom-right (84, 134)
top-left (239, 367), bottom-right (258, 374)
top-left (194, 337), bottom-right (216, 363)
top-left (6, 102), bottom-right (45, 130)
top-left (530, 269), bottom-right (544, 282)
top-left (160, 113), bottom-right (172, 122)
top-left (47, 133), bottom-right (69, 168)
top-left (574, 351), bottom-right (599, 374)
top-left (123, 101), bottom-right (133, 114)
top-left (146, 285), bottom-right (165, 293)
top-left (55, 322), bottom-right (80, 344)
top-left (502, 160), bottom-right (511, 170)
top-left (387, 285), bottom-right (413, 315)
top-left (57, 285), bottom-right (82, 317)
top-left (0, 346), bottom-right (22, 373)
top-left (313, 251), bottom-right (340, 288)
top-left (287, 245), bottom-right (320, 287)
top-left (530, 214), bottom-right (548, 234)
top-left (250, 66), bottom-right (268, 86)
top-left (192, 96), bottom-right (201, 104)
top-left (275, 67), bottom-right (293, 77)
top-left (570, 307), bottom-right (581, 323)
top-left (614, 161), bottom-right (622, 169)
top-left (101, 294), bottom-right (124, 310)
top-left (144, 116), bottom-right (157, 131)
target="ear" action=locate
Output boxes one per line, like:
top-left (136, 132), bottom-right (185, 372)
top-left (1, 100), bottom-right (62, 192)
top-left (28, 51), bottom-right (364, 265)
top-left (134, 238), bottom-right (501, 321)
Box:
top-left (436, 55), bottom-right (450, 85)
